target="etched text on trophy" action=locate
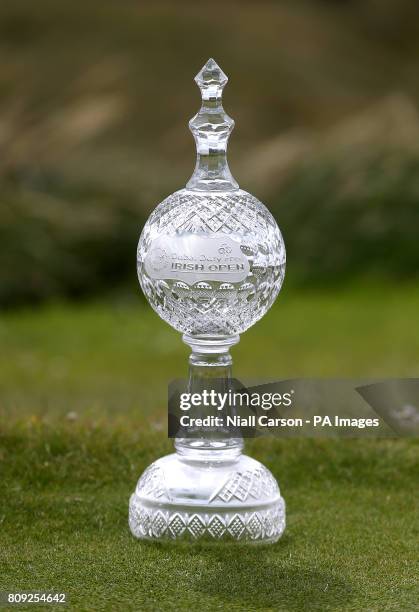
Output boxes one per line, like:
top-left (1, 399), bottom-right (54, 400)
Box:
top-left (144, 234), bottom-right (250, 284)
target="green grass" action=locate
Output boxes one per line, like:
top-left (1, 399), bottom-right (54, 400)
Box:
top-left (1, 287), bottom-right (418, 611)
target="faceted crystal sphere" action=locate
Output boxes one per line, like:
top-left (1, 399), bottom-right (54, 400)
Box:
top-left (137, 188), bottom-right (285, 337)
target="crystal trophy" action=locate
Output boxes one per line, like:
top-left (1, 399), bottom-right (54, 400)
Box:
top-left (129, 59), bottom-right (286, 542)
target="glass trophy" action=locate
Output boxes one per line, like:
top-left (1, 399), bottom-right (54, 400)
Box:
top-left (129, 59), bottom-right (286, 542)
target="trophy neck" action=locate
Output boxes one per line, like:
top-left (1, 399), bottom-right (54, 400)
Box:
top-left (186, 150), bottom-right (238, 192)
top-left (182, 333), bottom-right (240, 356)
top-left (186, 58), bottom-right (239, 192)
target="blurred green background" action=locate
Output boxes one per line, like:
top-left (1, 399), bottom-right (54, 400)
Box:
top-left (1, 0), bottom-right (419, 305)
top-left (1, 1), bottom-right (418, 610)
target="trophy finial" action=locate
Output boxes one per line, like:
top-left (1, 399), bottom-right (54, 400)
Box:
top-left (187, 59), bottom-right (238, 191)
top-left (195, 58), bottom-right (228, 99)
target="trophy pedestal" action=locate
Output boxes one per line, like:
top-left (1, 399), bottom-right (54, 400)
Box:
top-left (129, 449), bottom-right (285, 543)
top-left (129, 335), bottom-right (286, 544)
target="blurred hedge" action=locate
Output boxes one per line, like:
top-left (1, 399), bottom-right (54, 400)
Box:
top-left (274, 151), bottom-right (419, 286)
top-left (0, 176), bottom-right (144, 307)
top-left (1, 147), bottom-right (418, 308)
top-left (1, 0), bottom-right (419, 306)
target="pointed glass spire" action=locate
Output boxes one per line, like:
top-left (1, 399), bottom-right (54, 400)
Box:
top-left (187, 59), bottom-right (239, 191)
top-left (194, 58), bottom-right (228, 100)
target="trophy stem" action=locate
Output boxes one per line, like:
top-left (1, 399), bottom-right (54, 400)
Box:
top-left (175, 334), bottom-right (243, 458)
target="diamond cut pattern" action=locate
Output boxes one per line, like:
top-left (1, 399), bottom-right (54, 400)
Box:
top-left (129, 501), bottom-right (285, 542)
top-left (168, 513), bottom-right (186, 538)
top-left (228, 515), bottom-right (245, 539)
top-left (246, 514), bottom-right (262, 539)
top-left (152, 511), bottom-right (167, 538)
top-left (136, 464), bottom-right (168, 500)
top-left (208, 516), bottom-right (226, 539)
top-left (188, 514), bottom-right (206, 538)
top-left (213, 467), bottom-right (279, 503)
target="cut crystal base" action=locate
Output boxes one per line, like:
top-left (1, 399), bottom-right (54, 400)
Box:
top-left (129, 452), bottom-right (285, 543)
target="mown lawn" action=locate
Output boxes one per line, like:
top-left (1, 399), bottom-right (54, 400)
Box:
top-left (0, 286), bottom-right (418, 611)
